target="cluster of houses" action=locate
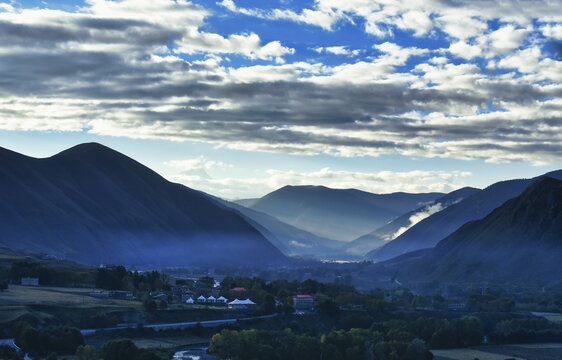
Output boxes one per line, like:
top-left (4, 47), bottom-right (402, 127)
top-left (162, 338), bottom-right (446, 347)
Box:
top-left (180, 295), bottom-right (256, 309)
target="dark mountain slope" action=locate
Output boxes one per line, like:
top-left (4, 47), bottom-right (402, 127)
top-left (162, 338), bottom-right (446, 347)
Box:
top-left (367, 170), bottom-right (562, 261)
top-left (239, 185), bottom-right (443, 241)
top-left (0, 143), bottom-right (286, 267)
top-left (346, 187), bottom-right (480, 256)
top-left (398, 177), bottom-right (562, 284)
top-left (217, 199), bottom-right (344, 258)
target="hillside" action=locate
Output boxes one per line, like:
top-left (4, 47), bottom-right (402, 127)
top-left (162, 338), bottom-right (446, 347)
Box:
top-left (346, 187), bottom-right (480, 256)
top-left (395, 177), bottom-right (562, 285)
top-left (367, 170), bottom-right (562, 262)
top-left (0, 143), bottom-right (286, 267)
top-left (238, 185), bottom-right (443, 241)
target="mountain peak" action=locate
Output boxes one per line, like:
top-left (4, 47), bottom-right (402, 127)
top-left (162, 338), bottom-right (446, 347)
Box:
top-left (54, 142), bottom-right (120, 158)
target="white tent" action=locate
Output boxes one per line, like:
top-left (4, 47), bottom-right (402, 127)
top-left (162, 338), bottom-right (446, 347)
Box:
top-left (240, 298), bottom-right (255, 305)
top-left (197, 295), bottom-right (206, 303)
top-left (217, 296), bottom-right (228, 303)
top-left (185, 297), bottom-right (194, 304)
top-left (207, 295), bottom-right (216, 303)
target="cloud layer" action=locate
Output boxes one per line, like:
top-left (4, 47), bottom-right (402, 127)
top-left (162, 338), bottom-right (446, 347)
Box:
top-left (0, 0), bottom-right (560, 167)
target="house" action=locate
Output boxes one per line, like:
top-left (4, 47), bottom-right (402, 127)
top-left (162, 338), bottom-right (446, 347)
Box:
top-left (197, 295), bottom-right (206, 303)
top-left (207, 295), bottom-right (216, 303)
top-left (181, 291), bottom-right (195, 303)
top-left (20, 277), bottom-right (39, 286)
top-left (228, 298), bottom-right (256, 309)
top-left (293, 295), bottom-right (314, 311)
top-left (185, 297), bottom-right (194, 304)
top-left (110, 290), bottom-right (133, 300)
top-left (217, 296), bottom-right (228, 304)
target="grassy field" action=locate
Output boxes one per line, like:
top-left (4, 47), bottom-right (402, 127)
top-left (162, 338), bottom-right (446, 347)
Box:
top-left (85, 333), bottom-right (210, 349)
top-left (0, 285), bottom-right (142, 329)
top-left (432, 348), bottom-right (525, 360)
top-left (0, 285), bottom-right (136, 306)
top-left (433, 343), bottom-right (562, 360)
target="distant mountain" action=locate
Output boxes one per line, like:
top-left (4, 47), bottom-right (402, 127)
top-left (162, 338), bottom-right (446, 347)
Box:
top-left (0, 143), bottom-right (286, 267)
top-left (366, 170), bottom-right (562, 262)
top-left (211, 198), bottom-right (345, 259)
top-left (390, 177), bottom-right (562, 285)
top-left (237, 185), bottom-right (443, 241)
top-left (346, 187), bottom-right (480, 256)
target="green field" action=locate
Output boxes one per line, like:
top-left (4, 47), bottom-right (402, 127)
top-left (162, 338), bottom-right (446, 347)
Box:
top-left (0, 285), bottom-right (136, 306)
top-left (0, 285), bottom-right (141, 328)
top-left (432, 343), bottom-right (562, 360)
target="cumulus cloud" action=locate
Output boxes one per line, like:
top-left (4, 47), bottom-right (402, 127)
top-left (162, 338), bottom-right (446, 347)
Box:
top-left (0, 0), bottom-right (560, 168)
top-left (312, 46), bottom-right (361, 56)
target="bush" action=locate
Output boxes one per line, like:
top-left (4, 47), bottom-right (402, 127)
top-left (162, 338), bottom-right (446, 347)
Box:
top-left (0, 345), bottom-right (20, 360)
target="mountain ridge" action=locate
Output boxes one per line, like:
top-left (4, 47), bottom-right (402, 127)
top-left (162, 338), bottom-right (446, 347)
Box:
top-left (367, 169), bottom-right (562, 261)
top-left (0, 143), bottom-right (286, 267)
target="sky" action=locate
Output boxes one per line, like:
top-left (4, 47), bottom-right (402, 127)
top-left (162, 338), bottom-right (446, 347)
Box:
top-left (0, 0), bottom-right (560, 199)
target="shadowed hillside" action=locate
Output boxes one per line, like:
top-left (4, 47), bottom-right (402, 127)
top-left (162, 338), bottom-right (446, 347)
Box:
top-left (367, 170), bottom-right (562, 262)
top-left (392, 177), bottom-right (562, 285)
top-left (346, 187), bottom-right (480, 256)
top-left (0, 143), bottom-right (286, 267)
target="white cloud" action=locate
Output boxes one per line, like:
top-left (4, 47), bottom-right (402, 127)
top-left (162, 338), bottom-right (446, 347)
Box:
top-left (541, 23), bottom-right (562, 39)
top-left (165, 156), bottom-right (232, 172)
top-left (166, 167), bottom-right (472, 199)
top-left (313, 46), bottom-right (361, 56)
top-left (390, 202), bottom-right (444, 239)
top-left (448, 41), bottom-right (482, 59)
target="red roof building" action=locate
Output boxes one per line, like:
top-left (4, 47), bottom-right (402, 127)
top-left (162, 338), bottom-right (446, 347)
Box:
top-left (293, 294), bottom-right (314, 311)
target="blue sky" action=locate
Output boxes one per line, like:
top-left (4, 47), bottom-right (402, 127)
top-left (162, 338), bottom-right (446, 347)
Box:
top-left (0, 0), bottom-right (560, 198)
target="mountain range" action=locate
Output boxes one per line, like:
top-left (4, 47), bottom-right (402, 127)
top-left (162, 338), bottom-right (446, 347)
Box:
top-left (345, 186), bottom-right (480, 256)
top-left (373, 177), bottom-right (562, 286)
top-left (0, 143), bottom-right (286, 268)
top-left (366, 169), bottom-right (562, 262)
top-left (237, 186), bottom-right (443, 242)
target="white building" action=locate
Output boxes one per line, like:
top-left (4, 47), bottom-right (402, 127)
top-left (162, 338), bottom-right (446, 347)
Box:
top-left (228, 298), bottom-right (256, 309)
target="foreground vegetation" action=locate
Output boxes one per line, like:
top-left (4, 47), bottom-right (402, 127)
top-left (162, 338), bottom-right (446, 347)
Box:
top-left (1, 261), bottom-right (562, 360)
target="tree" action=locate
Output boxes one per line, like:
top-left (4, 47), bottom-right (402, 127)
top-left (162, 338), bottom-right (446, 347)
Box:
top-left (76, 345), bottom-right (97, 360)
top-left (143, 297), bottom-right (157, 313)
top-left (262, 294), bottom-right (276, 314)
top-left (0, 345), bottom-right (20, 360)
top-left (99, 340), bottom-right (139, 360)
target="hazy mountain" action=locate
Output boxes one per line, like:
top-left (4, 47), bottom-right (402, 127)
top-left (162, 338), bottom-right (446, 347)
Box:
top-left (367, 170), bottom-right (562, 262)
top-left (237, 185), bottom-right (443, 241)
top-left (346, 187), bottom-right (480, 256)
top-left (211, 198), bottom-right (345, 258)
top-left (0, 143), bottom-right (286, 267)
top-left (391, 177), bottom-right (562, 285)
